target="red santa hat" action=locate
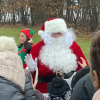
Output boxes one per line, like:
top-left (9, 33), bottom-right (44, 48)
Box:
top-left (38, 18), bottom-right (68, 36)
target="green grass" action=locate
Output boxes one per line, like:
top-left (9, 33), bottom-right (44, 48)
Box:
top-left (75, 38), bottom-right (92, 63)
top-left (0, 27), bottom-right (42, 44)
top-left (0, 27), bottom-right (92, 63)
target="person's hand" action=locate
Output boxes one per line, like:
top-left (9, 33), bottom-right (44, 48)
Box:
top-left (78, 57), bottom-right (87, 68)
top-left (28, 38), bottom-right (33, 44)
top-left (24, 54), bottom-right (37, 71)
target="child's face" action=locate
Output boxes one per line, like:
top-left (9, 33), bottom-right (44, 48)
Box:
top-left (20, 32), bottom-right (27, 44)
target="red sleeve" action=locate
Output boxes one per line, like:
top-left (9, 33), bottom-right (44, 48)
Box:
top-left (31, 43), bottom-right (34, 47)
top-left (29, 40), bottom-right (45, 83)
top-left (23, 63), bottom-right (27, 69)
top-left (30, 40), bottom-right (45, 60)
top-left (70, 41), bottom-right (89, 71)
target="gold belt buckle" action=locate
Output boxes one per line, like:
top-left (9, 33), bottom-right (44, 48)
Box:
top-left (56, 71), bottom-right (64, 78)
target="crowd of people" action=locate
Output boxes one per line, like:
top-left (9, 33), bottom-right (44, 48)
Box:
top-left (0, 17), bottom-right (99, 100)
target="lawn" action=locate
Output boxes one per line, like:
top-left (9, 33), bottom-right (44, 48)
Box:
top-left (0, 27), bottom-right (42, 44)
top-left (0, 27), bottom-right (92, 63)
top-left (76, 38), bottom-right (92, 63)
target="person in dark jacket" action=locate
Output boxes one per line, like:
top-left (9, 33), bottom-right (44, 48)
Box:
top-left (89, 31), bottom-right (100, 100)
top-left (24, 69), bottom-right (48, 100)
top-left (69, 57), bottom-right (95, 100)
top-left (0, 76), bottom-right (25, 100)
top-left (71, 66), bottom-right (90, 88)
top-left (70, 73), bottom-right (95, 100)
top-left (71, 31), bottom-right (100, 100)
top-left (0, 36), bottom-right (48, 100)
top-left (0, 36), bottom-right (25, 100)
top-left (70, 31), bottom-right (100, 100)
top-left (24, 69), bottom-right (36, 100)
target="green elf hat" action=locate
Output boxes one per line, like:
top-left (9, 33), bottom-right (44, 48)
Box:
top-left (20, 28), bottom-right (34, 38)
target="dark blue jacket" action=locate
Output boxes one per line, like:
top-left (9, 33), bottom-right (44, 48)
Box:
top-left (70, 73), bottom-right (95, 100)
top-left (0, 76), bottom-right (25, 100)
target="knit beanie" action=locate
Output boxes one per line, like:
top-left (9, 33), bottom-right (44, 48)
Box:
top-left (0, 36), bottom-right (18, 53)
top-left (47, 77), bottom-right (71, 100)
top-left (20, 28), bottom-right (34, 38)
top-left (0, 36), bottom-right (25, 91)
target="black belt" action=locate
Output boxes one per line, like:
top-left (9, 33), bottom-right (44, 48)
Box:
top-left (38, 75), bottom-right (56, 83)
top-left (38, 71), bottom-right (75, 83)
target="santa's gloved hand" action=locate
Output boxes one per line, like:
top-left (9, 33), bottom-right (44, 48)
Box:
top-left (24, 54), bottom-right (37, 71)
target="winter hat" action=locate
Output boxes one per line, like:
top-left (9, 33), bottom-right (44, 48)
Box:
top-left (20, 28), bottom-right (34, 38)
top-left (92, 89), bottom-right (100, 100)
top-left (0, 36), bottom-right (18, 53)
top-left (38, 18), bottom-right (68, 36)
top-left (0, 51), bottom-right (25, 91)
top-left (0, 36), bottom-right (25, 91)
top-left (47, 77), bottom-right (71, 100)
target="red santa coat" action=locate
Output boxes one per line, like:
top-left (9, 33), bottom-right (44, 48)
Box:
top-left (30, 40), bottom-right (88, 93)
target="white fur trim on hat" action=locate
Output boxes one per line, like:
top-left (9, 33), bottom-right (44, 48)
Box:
top-left (38, 30), bottom-right (44, 36)
top-left (45, 18), bottom-right (67, 34)
top-left (0, 36), bottom-right (18, 53)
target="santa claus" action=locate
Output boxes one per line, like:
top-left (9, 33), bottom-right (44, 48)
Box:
top-left (25, 18), bottom-right (88, 93)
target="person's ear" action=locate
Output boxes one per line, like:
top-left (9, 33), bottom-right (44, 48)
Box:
top-left (93, 70), bottom-right (99, 90)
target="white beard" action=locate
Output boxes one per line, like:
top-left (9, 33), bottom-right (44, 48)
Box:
top-left (39, 37), bottom-right (77, 74)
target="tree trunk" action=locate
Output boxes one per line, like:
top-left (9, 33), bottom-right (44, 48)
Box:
top-left (13, 9), bottom-right (15, 25)
top-left (20, 6), bottom-right (24, 25)
top-left (30, 7), bottom-right (34, 26)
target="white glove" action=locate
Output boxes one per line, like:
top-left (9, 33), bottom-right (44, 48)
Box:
top-left (24, 54), bottom-right (37, 71)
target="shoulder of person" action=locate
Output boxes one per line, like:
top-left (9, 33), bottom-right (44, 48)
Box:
top-left (35, 40), bottom-right (45, 46)
top-left (31, 40), bottom-right (45, 51)
top-left (70, 74), bottom-right (95, 100)
top-left (71, 66), bottom-right (90, 88)
top-left (70, 41), bottom-right (80, 49)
